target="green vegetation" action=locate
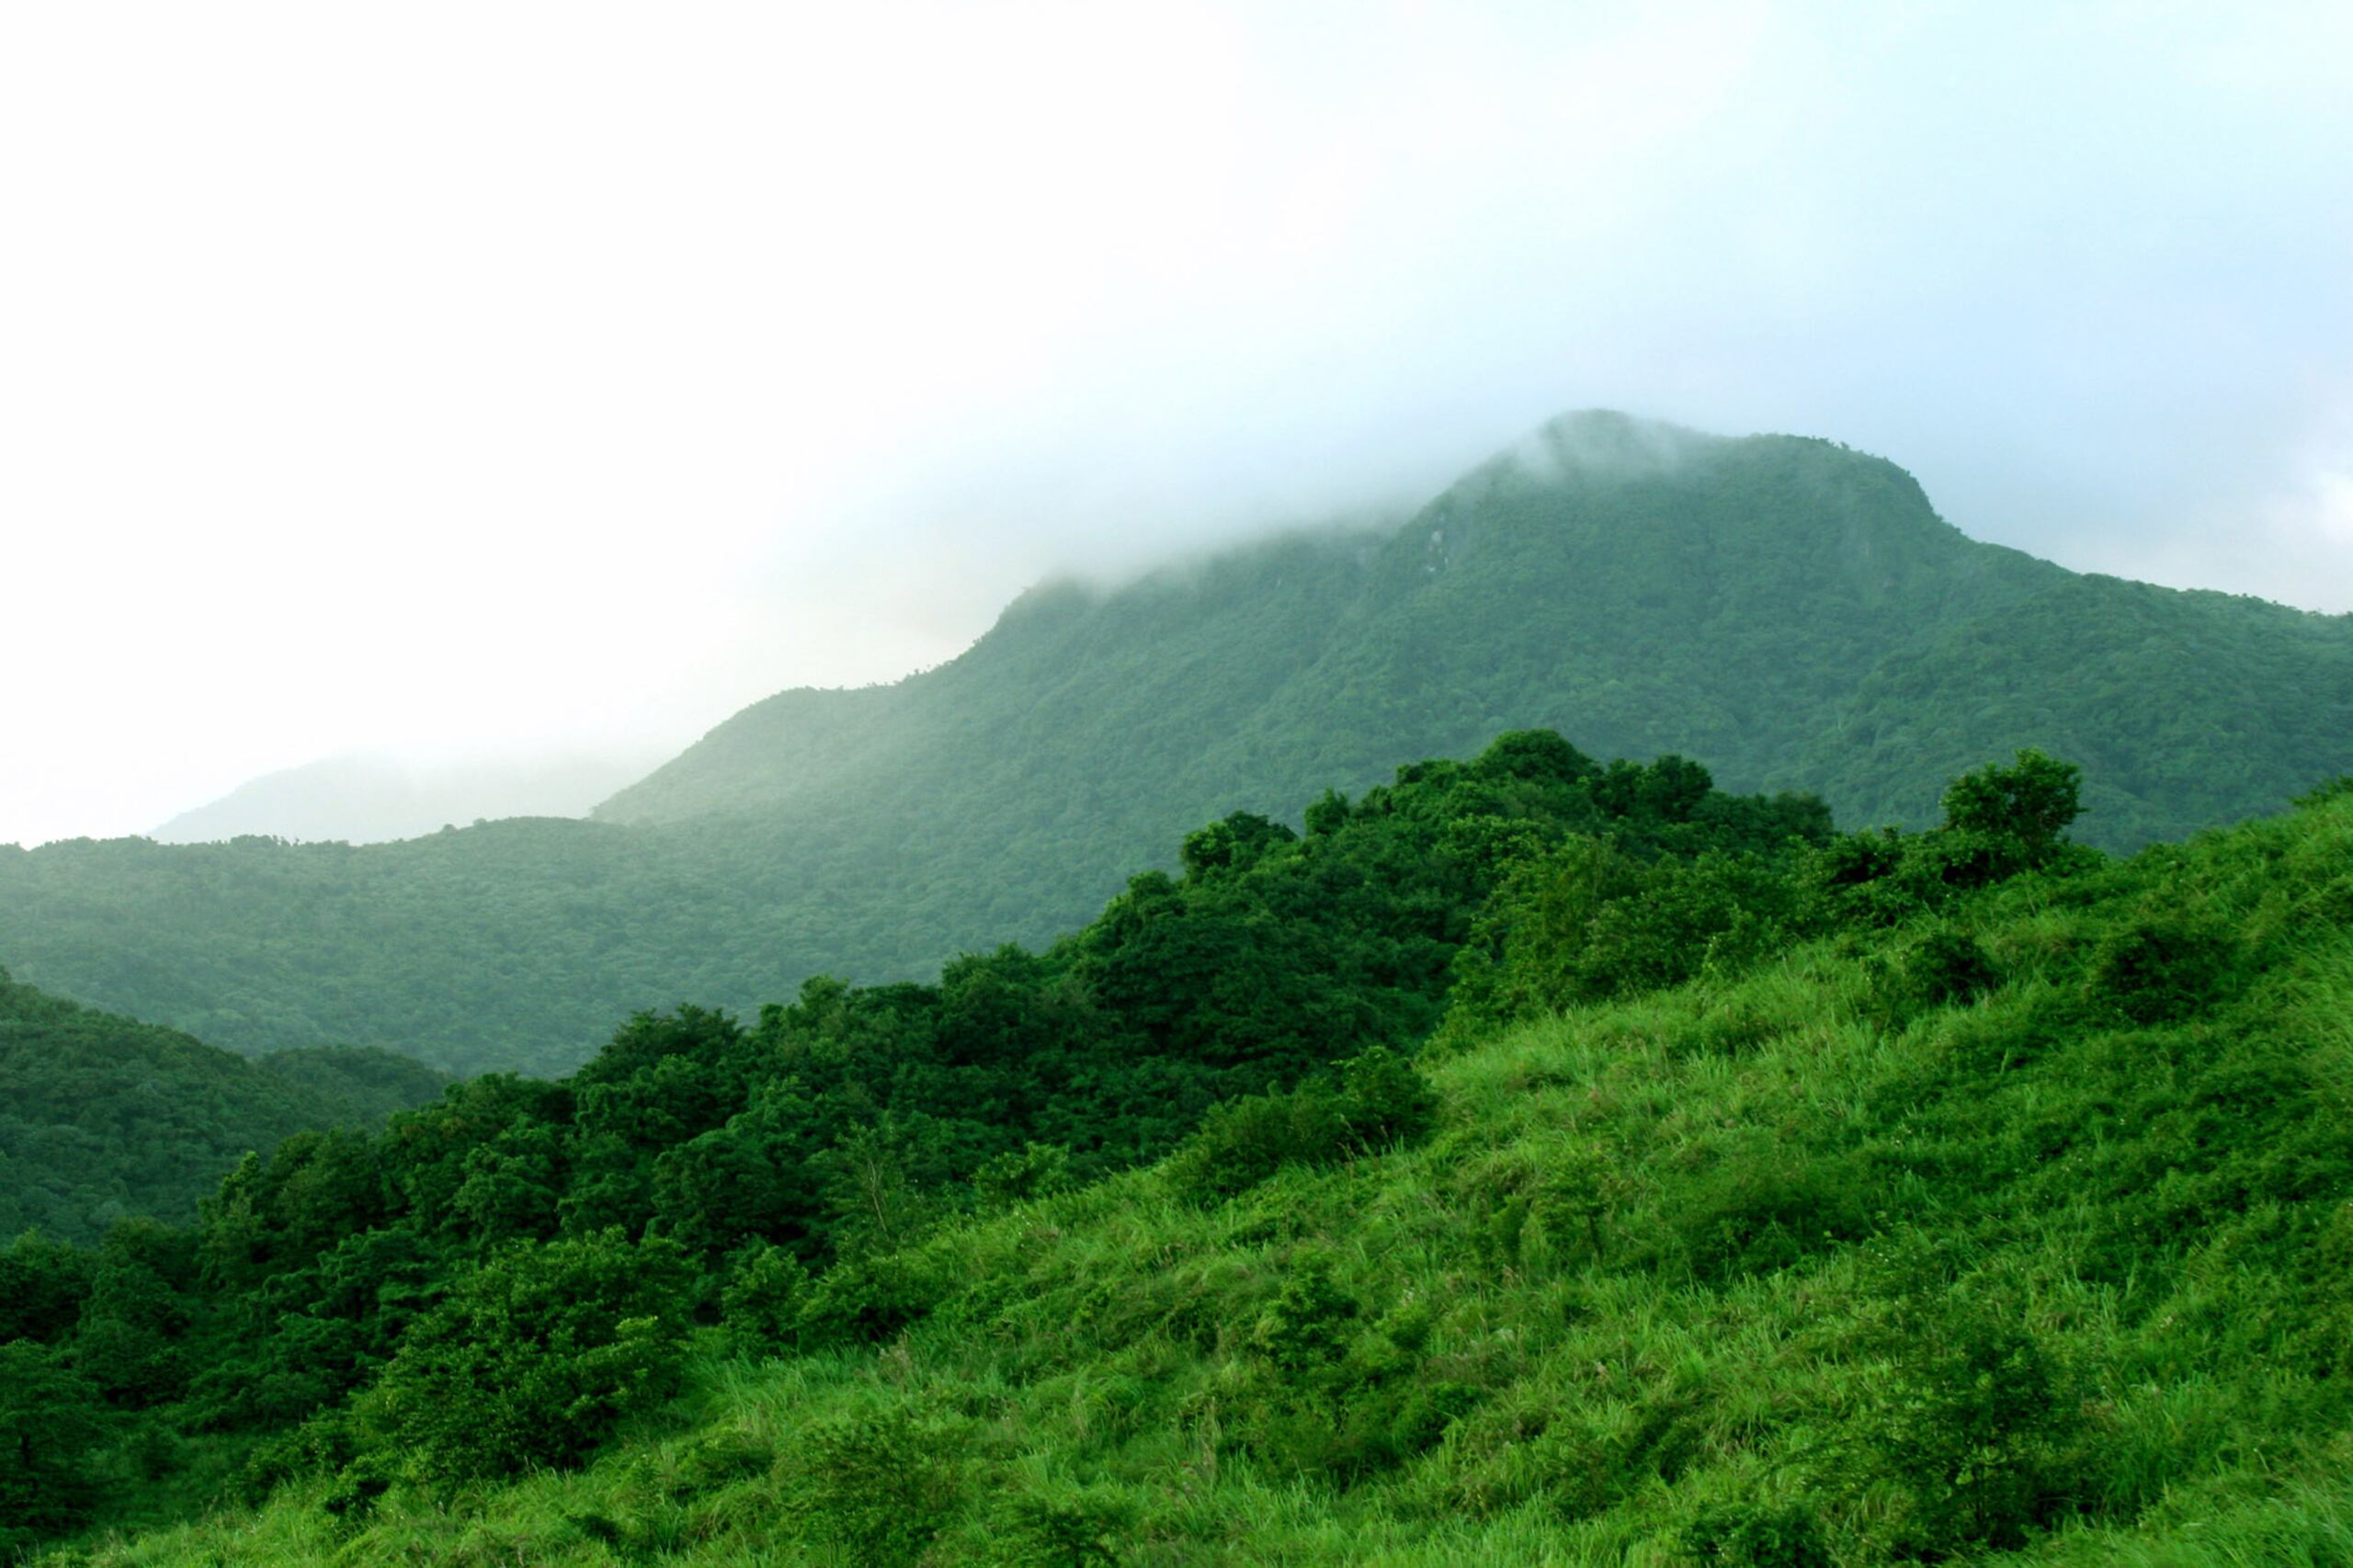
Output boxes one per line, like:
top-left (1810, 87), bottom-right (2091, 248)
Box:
top-left (0, 973), bottom-right (445, 1244)
top-left (1, 733), bottom-right (1817, 1556)
top-left (4, 415), bottom-right (2345, 1080)
top-left (12, 740), bottom-right (2353, 1563)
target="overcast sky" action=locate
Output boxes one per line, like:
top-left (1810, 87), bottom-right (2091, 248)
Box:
top-left (5, 1), bottom-right (2349, 846)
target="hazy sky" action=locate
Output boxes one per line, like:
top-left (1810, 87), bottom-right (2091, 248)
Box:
top-left (5, 2), bottom-right (2349, 846)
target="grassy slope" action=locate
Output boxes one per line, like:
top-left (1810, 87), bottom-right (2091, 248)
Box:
top-left (74, 790), bottom-right (2353, 1564)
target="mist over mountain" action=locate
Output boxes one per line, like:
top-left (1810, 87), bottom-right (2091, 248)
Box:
top-left (2, 413), bottom-right (2347, 1079)
top-left (600, 411), bottom-right (2347, 849)
top-left (153, 751), bottom-right (655, 846)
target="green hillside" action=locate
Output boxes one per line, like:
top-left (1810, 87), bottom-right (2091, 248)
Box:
top-left (0, 972), bottom-right (446, 1244)
top-left (3, 413), bottom-right (2346, 1079)
top-left (21, 755), bottom-right (2353, 1564)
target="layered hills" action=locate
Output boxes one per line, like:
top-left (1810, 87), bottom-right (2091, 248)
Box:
top-left (0, 970), bottom-right (446, 1244)
top-left (2, 413), bottom-right (2347, 1077)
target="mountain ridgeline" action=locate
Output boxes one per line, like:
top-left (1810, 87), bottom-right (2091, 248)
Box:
top-left (3, 412), bottom-right (2347, 1077)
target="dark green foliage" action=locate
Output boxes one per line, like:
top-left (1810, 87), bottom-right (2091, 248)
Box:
top-left (1165, 1051), bottom-right (1441, 1203)
top-left (788, 1406), bottom-right (965, 1568)
top-left (40, 741), bottom-right (2353, 1565)
top-left (0, 970), bottom-right (444, 1244)
top-left (353, 1231), bottom-right (693, 1484)
top-left (1252, 1251), bottom-right (1360, 1373)
top-left (718, 1244), bottom-right (809, 1355)
top-left (0, 1341), bottom-right (107, 1549)
top-left (0, 1231), bottom-right (93, 1344)
top-left (972, 1142), bottom-right (1074, 1210)
top-left (991, 1480), bottom-right (1134, 1566)
top-left (234, 1411), bottom-right (360, 1507)
top-left (1679, 1501), bottom-right (1832, 1567)
top-left (1661, 1148), bottom-right (1878, 1283)
top-left (1938, 747), bottom-right (2084, 857)
top-left (7, 418), bottom-right (2347, 1081)
top-left (1886, 927), bottom-right (2004, 1015)
top-left (2086, 916), bottom-right (2234, 1023)
top-left (1451, 833), bottom-right (1818, 1032)
top-left (1825, 1277), bottom-right (2091, 1556)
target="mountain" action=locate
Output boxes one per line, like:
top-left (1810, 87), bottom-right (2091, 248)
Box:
top-left (0, 969), bottom-right (448, 1244)
top-left (599, 412), bottom-right (2347, 847)
top-left (153, 751), bottom-right (654, 846)
top-left (1, 412), bottom-right (2347, 1078)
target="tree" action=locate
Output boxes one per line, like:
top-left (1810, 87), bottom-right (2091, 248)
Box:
top-left (0, 1341), bottom-right (108, 1548)
top-left (1939, 749), bottom-right (2082, 856)
top-left (355, 1230), bottom-right (692, 1484)
top-left (0, 1232), bottom-right (93, 1344)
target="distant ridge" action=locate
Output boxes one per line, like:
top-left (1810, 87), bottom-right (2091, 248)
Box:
top-left (155, 751), bottom-right (653, 845)
top-left (4, 410), bottom-right (2347, 1075)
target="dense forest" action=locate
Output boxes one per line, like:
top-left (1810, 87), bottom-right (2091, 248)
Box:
top-left (0, 976), bottom-right (446, 1245)
top-left (2, 415), bottom-right (2347, 1083)
top-left (9, 736), bottom-right (2350, 1564)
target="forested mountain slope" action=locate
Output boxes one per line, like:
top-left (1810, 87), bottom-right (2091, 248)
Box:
top-left (598, 410), bottom-right (2348, 850)
top-left (0, 971), bottom-right (446, 1244)
top-left (2, 412), bottom-right (2346, 1078)
top-left (28, 761), bottom-right (2353, 1565)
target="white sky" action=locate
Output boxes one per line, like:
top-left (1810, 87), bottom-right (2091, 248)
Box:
top-left (5, 1), bottom-right (2350, 846)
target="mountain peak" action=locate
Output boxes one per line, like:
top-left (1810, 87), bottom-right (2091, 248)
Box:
top-left (1508, 408), bottom-right (1724, 480)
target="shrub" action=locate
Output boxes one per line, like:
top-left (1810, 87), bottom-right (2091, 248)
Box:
top-left (720, 1243), bottom-right (811, 1354)
top-left (1680, 1500), bottom-right (1833, 1566)
top-left (1939, 749), bottom-right (2083, 858)
top-left (989, 1479), bottom-right (1135, 1566)
top-left (1823, 1273), bottom-right (2093, 1557)
top-left (2086, 917), bottom-right (2232, 1023)
top-left (974, 1142), bottom-right (1075, 1210)
top-left (1899, 928), bottom-right (2003, 1009)
top-left (790, 1406), bottom-right (965, 1568)
top-left (1665, 1150), bottom-right (1876, 1283)
top-left (0, 1343), bottom-right (107, 1548)
top-left (794, 1244), bottom-right (960, 1346)
top-left (1166, 1051), bottom-right (1438, 1203)
top-left (1252, 1250), bottom-right (1360, 1374)
top-left (354, 1230), bottom-right (693, 1484)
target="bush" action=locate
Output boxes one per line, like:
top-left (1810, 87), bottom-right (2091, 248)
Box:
top-left (790, 1406), bottom-right (965, 1568)
top-left (1822, 1272), bottom-right (2093, 1557)
top-left (1680, 1500), bottom-right (1832, 1566)
top-left (988, 1479), bottom-right (1135, 1566)
top-left (1166, 1051), bottom-right (1438, 1203)
top-left (2086, 917), bottom-right (2232, 1023)
top-left (1939, 749), bottom-right (2082, 858)
top-left (974, 1142), bottom-right (1074, 1210)
top-left (1899, 928), bottom-right (2003, 1009)
top-left (1664, 1149), bottom-right (1876, 1283)
top-left (0, 1343), bottom-right (107, 1548)
top-left (720, 1243), bottom-right (811, 1354)
top-left (1252, 1250), bottom-right (1359, 1374)
top-left (354, 1230), bottom-right (693, 1484)
top-left (794, 1244), bottom-right (959, 1346)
